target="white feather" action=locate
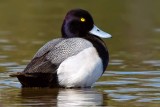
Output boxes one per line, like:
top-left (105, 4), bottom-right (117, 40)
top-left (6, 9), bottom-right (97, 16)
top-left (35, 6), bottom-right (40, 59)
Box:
top-left (57, 47), bottom-right (103, 88)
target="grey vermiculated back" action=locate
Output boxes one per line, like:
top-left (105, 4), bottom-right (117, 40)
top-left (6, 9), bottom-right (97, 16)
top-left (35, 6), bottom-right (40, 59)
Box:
top-left (33, 38), bottom-right (64, 58)
top-left (33, 38), bottom-right (93, 64)
top-left (23, 38), bottom-right (93, 74)
top-left (46, 38), bottom-right (93, 64)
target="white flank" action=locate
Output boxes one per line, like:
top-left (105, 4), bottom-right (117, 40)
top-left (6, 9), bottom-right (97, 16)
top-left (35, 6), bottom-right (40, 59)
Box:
top-left (57, 47), bottom-right (103, 88)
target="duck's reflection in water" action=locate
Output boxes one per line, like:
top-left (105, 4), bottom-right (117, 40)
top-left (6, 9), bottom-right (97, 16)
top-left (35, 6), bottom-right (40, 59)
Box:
top-left (57, 89), bottom-right (107, 107)
top-left (20, 88), bottom-right (108, 107)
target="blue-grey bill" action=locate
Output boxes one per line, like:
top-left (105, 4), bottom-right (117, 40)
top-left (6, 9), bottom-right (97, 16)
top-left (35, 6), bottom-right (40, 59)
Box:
top-left (89, 25), bottom-right (112, 38)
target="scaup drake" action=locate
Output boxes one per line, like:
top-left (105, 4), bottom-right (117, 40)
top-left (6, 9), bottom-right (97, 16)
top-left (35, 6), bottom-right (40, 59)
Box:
top-left (10, 9), bottom-right (112, 88)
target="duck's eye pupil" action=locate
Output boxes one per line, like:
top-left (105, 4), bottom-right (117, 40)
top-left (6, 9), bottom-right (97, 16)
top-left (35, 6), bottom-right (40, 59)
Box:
top-left (97, 29), bottom-right (100, 31)
top-left (80, 18), bottom-right (85, 22)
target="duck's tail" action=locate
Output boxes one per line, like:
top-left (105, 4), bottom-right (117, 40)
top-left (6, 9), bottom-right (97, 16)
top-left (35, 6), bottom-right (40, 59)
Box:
top-left (10, 72), bottom-right (58, 88)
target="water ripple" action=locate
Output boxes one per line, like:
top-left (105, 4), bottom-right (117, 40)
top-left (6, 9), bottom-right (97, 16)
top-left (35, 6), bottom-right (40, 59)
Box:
top-left (7, 65), bottom-right (25, 72)
top-left (0, 39), bottom-right (10, 43)
top-left (1, 45), bottom-right (17, 51)
top-left (143, 83), bottom-right (160, 88)
top-left (116, 88), bottom-right (157, 93)
top-left (0, 55), bottom-right (8, 59)
top-left (138, 98), bottom-right (160, 102)
top-left (104, 71), bottom-right (160, 76)
top-left (109, 59), bottom-right (124, 66)
top-left (108, 93), bottom-right (139, 101)
top-left (0, 31), bottom-right (11, 35)
top-left (1, 69), bottom-right (160, 105)
top-left (98, 70), bottom-right (160, 104)
top-left (96, 80), bottom-right (139, 86)
top-left (0, 62), bottom-right (18, 67)
top-left (143, 60), bottom-right (160, 67)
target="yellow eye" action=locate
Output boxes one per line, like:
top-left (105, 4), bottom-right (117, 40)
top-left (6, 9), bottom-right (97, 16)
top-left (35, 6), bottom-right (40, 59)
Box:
top-left (80, 17), bottom-right (85, 22)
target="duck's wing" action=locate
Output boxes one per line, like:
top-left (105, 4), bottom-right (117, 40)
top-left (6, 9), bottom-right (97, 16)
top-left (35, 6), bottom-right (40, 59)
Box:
top-left (23, 38), bottom-right (64, 73)
top-left (23, 38), bottom-right (92, 73)
top-left (10, 51), bottom-right (60, 87)
top-left (10, 38), bottom-right (93, 87)
top-left (10, 38), bottom-right (64, 87)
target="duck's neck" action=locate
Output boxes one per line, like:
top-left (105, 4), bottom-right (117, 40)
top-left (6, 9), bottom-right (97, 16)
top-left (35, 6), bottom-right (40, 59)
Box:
top-left (61, 28), bottom-right (86, 38)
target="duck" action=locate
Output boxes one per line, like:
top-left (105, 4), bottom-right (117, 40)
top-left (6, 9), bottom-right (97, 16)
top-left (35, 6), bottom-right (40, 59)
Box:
top-left (10, 9), bottom-right (112, 88)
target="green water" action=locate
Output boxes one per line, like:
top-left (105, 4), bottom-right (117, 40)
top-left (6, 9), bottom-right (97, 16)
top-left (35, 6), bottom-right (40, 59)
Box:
top-left (0, 0), bottom-right (160, 107)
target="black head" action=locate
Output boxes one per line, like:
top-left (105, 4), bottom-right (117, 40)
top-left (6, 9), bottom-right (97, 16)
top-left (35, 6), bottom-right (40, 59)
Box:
top-left (61, 9), bottom-right (112, 39)
top-left (61, 9), bottom-right (94, 38)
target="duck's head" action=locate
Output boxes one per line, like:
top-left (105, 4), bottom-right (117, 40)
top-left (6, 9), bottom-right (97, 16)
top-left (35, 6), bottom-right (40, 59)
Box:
top-left (61, 9), bottom-right (112, 38)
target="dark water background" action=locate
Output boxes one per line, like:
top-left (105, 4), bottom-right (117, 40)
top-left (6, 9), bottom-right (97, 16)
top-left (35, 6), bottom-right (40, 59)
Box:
top-left (0, 0), bottom-right (160, 107)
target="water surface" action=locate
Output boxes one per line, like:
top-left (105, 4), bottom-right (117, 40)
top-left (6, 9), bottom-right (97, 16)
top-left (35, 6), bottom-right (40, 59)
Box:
top-left (0, 0), bottom-right (160, 107)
